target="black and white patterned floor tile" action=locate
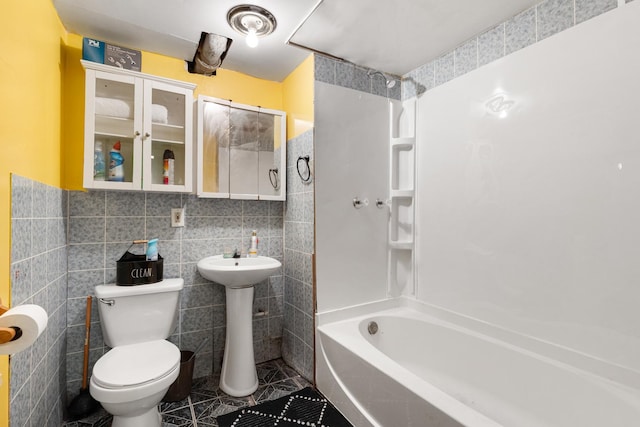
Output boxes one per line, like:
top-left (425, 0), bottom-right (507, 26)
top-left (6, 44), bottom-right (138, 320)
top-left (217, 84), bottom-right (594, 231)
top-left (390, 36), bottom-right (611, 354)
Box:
top-left (62, 359), bottom-right (311, 427)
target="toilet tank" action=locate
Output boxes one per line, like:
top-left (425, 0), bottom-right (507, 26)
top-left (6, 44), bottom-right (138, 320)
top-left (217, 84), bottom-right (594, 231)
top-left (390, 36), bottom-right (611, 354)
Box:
top-left (95, 278), bottom-right (183, 347)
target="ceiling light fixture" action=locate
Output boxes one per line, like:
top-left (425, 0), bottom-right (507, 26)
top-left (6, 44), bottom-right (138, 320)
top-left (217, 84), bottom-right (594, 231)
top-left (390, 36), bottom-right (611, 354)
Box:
top-left (227, 5), bottom-right (277, 48)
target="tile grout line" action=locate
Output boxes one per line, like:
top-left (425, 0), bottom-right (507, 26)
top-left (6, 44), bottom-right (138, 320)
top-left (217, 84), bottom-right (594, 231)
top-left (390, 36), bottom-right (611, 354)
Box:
top-left (188, 395), bottom-right (198, 426)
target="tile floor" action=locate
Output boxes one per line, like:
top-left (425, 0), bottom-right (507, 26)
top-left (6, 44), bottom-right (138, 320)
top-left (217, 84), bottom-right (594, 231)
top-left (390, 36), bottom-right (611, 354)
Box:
top-left (63, 359), bottom-right (312, 427)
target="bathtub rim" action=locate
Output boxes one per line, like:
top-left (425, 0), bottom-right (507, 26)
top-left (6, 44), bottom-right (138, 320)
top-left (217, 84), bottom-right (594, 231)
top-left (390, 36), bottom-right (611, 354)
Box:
top-left (316, 296), bottom-right (640, 392)
top-left (317, 313), bottom-right (502, 427)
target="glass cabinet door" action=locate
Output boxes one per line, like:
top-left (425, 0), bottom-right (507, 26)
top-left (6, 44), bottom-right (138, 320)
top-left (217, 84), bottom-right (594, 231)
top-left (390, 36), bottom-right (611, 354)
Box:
top-left (84, 70), bottom-right (143, 190)
top-left (142, 80), bottom-right (193, 192)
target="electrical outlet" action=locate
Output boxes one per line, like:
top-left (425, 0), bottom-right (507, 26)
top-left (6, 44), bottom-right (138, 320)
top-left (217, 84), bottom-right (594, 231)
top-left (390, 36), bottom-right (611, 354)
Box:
top-left (171, 208), bottom-right (185, 227)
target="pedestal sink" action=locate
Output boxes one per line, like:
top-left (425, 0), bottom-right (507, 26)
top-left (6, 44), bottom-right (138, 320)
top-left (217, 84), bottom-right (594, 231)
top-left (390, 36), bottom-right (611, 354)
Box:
top-left (197, 255), bottom-right (281, 397)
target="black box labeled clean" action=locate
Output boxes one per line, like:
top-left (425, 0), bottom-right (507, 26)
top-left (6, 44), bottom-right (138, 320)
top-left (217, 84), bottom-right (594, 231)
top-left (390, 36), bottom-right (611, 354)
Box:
top-left (116, 242), bottom-right (163, 285)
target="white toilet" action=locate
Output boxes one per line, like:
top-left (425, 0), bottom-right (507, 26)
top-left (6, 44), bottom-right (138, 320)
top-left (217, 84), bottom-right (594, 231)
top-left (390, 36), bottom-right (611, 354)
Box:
top-left (90, 278), bottom-right (184, 427)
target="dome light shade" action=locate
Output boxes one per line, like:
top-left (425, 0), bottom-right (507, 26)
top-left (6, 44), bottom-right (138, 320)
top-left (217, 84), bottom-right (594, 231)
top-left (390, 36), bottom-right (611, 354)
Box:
top-left (227, 5), bottom-right (277, 49)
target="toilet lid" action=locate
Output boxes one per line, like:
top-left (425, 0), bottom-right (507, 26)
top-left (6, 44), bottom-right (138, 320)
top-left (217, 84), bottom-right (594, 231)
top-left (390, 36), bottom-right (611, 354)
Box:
top-left (92, 340), bottom-right (180, 388)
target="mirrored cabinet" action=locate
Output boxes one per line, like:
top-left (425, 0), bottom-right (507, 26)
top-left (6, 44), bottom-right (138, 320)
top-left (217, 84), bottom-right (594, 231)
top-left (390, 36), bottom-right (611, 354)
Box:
top-left (196, 96), bottom-right (286, 200)
top-left (82, 60), bottom-right (195, 192)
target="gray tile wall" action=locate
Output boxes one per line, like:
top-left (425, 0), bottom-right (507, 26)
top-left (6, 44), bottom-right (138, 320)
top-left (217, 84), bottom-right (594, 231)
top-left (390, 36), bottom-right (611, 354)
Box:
top-left (282, 130), bottom-right (315, 381)
top-left (314, 55), bottom-right (402, 100)
top-left (10, 174), bottom-right (67, 427)
top-left (403, 0), bottom-right (619, 98)
top-left (65, 192), bottom-right (284, 401)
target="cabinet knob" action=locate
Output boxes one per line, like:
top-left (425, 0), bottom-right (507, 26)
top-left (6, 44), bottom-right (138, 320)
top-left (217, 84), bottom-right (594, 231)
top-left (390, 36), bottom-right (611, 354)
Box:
top-left (144, 132), bottom-right (151, 139)
top-left (134, 131), bottom-right (141, 137)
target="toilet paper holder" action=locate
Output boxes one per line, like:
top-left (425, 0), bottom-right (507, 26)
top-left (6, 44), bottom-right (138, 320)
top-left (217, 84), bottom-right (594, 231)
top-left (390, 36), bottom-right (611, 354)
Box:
top-left (0, 300), bottom-right (48, 354)
top-left (0, 298), bottom-right (21, 345)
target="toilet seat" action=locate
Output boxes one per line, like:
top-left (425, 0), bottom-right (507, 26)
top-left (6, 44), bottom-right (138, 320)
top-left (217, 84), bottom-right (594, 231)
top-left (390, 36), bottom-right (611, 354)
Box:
top-left (92, 340), bottom-right (180, 389)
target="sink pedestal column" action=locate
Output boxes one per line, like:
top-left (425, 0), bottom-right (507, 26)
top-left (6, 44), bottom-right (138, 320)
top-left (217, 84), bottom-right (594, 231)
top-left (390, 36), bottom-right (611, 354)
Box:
top-left (220, 286), bottom-right (258, 397)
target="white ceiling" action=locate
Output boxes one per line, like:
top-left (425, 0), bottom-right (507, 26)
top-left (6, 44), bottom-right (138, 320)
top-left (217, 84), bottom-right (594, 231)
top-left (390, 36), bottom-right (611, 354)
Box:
top-left (53, 0), bottom-right (542, 82)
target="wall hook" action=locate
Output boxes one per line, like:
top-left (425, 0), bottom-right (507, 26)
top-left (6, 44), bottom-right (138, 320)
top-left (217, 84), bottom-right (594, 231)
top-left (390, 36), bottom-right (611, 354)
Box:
top-left (268, 168), bottom-right (279, 189)
top-left (297, 155), bottom-right (312, 182)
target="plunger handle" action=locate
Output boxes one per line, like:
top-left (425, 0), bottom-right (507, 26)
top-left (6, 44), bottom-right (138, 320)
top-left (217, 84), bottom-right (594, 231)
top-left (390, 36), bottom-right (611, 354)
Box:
top-left (81, 296), bottom-right (92, 390)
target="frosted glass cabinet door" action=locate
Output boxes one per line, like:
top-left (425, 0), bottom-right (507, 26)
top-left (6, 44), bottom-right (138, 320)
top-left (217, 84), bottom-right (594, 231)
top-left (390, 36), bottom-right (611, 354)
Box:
top-left (257, 111), bottom-right (286, 200)
top-left (197, 96), bottom-right (286, 200)
top-left (229, 107), bottom-right (259, 198)
top-left (199, 101), bottom-right (231, 196)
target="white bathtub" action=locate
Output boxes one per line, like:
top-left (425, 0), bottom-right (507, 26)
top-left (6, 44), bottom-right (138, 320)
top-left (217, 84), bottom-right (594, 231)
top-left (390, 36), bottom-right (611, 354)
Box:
top-left (316, 298), bottom-right (640, 427)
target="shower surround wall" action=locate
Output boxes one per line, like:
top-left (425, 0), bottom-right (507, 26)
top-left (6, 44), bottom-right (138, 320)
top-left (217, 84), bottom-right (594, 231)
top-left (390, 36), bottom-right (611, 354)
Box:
top-left (314, 83), bottom-right (390, 313)
top-left (413, 0), bottom-right (640, 378)
top-left (310, 0), bottom-right (631, 315)
top-left (10, 175), bottom-right (67, 427)
top-left (65, 191), bottom-right (284, 400)
top-left (402, 0), bottom-right (622, 99)
top-left (282, 130), bottom-right (314, 380)
top-left (281, 55), bottom-right (403, 381)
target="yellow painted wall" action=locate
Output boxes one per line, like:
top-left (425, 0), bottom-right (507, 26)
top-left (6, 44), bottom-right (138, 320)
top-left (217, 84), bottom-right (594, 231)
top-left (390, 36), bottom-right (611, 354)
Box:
top-left (0, 1), bottom-right (68, 426)
top-left (283, 54), bottom-right (315, 140)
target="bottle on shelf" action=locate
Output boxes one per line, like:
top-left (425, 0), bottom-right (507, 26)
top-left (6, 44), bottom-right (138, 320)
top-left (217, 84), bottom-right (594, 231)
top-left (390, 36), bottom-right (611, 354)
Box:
top-left (108, 141), bottom-right (125, 182)
top-left (93, 141), bottom-right (105, 181)
top-left (163, 149), bottom-right (175, 185)
top-left (249, 230), bottom-right (258, 258)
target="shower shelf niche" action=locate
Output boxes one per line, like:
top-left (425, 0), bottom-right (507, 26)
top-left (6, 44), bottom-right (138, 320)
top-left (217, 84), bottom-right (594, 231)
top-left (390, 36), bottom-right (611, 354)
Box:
top-left (390, 190), bottom-right (414, 198)
top-left (388, 99), bottom-right (416, 297)
top-left (389, 241), bottom-right (413, 250)
top-left (391, 137), bottom-right (415, 150)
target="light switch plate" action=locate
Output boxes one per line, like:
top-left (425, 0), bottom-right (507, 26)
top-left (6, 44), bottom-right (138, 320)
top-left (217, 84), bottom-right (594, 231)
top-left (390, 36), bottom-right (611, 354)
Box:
top-left (171, 208), bottom-right (185, 227)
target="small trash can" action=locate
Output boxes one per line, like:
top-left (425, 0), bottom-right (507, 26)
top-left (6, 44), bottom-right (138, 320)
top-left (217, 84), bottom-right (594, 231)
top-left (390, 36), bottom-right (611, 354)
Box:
top-left (163, 351), bottom-right (195, 402)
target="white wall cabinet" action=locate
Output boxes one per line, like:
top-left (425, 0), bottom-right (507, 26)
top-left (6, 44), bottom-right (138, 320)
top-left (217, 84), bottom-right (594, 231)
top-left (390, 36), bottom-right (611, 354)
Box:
top-left (82, 60), bottom-right (196, 192)
top-left (196, 96), bottom-right (287, 200)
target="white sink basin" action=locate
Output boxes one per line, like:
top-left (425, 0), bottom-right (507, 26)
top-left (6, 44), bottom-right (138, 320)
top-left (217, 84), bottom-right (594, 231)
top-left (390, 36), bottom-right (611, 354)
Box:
top-left (197, 255), bottom-right (281, 288)
top-left (197, 254), bottom-right (283, 396)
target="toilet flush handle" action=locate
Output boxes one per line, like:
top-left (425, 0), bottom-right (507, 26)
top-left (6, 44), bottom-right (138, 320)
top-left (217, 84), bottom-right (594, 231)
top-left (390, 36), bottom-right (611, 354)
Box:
top-left (99, 298), bottom-right (115, 306)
